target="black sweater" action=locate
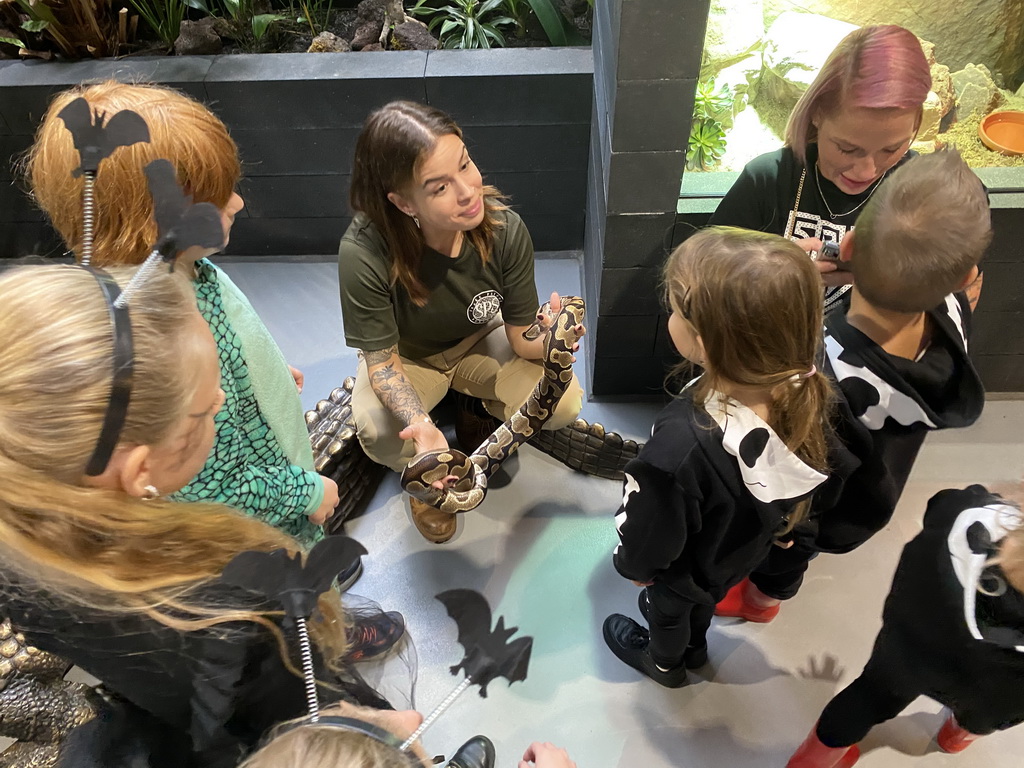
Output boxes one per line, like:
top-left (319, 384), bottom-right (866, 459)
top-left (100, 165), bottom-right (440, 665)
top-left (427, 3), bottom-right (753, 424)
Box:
top-left (813, 293), bottom-right (985, 553)
top-left (612, 386), bottom-right (828, 604)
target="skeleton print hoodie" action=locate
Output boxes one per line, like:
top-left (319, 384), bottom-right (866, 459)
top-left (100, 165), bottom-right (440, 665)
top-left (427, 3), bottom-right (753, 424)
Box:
top-left (870, 485), bottom-right (1024, 732)
top-left (612, 383), bottom-right (828, 605)
top-left (814, 293), bottom-right (985, 553)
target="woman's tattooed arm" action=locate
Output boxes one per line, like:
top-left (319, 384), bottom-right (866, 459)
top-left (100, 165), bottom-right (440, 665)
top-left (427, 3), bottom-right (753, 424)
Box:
top-left (363, 346), bottom-right (430, 426)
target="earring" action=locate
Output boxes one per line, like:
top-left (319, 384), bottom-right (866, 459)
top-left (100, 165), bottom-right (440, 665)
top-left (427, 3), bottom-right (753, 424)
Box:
top-left (141, 484), bottom-right (160, 501)
top-left (411, 214), bottom-right (420, 229)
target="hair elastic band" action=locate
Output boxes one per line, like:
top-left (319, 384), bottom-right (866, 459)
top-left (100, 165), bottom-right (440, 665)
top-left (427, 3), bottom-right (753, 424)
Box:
top-left (82, 267), bottom-right (134, 476)
top-left (800, 365), bottom-right (817, 379)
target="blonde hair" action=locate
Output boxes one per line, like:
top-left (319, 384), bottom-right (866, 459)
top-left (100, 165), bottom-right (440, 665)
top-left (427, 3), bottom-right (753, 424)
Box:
top-left (239, 707), bottom-right (415, 768)
top-left (664, 227), bottom-right (834, 531)
top-left (24, 80), bottom-right (240, 266)
top-left (852, 150), bottom-right (991, 313)
top-left (0, 265), bottom-right (347, 664)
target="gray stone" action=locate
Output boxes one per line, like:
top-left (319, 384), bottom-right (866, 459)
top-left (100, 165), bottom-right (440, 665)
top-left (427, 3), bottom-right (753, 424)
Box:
top-left (174, 18), bottom-right (222, 57)
top-left (759, 12), bottom-right (857, 107)
top-left (307, 32), bottom-right (350, 53)
top-left (360, 42), bottom-right (384, 52)
top-left (391, 20), bottom-right (437, 51)
top-left (952, 63), bottom-right (1005, 118)
top-left (350, 20), bottom-right (380, 50)
top-left (701, 0), bottom-right (764, 80)
top-left (355, 0), bottom-right (388, 26)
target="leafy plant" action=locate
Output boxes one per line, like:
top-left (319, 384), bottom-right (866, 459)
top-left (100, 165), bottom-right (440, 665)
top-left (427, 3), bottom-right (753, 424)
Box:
top-left (686, 78), bottom-right (733, 172)
top-left (189, 0), bottom-right (286, 46)
top-left (499, 0), bottom-right (584, 46)
top-left (409, 0), bottom-right (515, 50)
top-left (1, 0), bottom-right (137, 58)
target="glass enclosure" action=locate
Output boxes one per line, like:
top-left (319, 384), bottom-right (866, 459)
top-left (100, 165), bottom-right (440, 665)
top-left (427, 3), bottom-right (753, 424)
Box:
top-left (684, 0), bottom-right (1024, 192)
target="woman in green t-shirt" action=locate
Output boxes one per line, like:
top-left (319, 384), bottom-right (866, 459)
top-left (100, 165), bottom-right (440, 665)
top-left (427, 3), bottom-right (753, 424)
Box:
top-left (338, 101), bottom-right (584, 545)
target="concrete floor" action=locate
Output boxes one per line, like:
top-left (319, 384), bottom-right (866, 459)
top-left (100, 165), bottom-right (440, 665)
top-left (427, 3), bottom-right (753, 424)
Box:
top-left (224, 257), bottom-right (1024, 768)
top-left (4, 257), bottom-right (1021, 767)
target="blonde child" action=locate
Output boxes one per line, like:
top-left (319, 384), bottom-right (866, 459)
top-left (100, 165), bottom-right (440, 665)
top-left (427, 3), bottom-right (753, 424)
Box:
top-left (603, 227), bottom-right (834, 686)
top-left (26, 81), bottom-right (337, 550)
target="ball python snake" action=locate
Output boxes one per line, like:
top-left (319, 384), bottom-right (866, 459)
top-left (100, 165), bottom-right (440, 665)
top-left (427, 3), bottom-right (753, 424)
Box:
top-left (400, 296), bottom-right (586, 514)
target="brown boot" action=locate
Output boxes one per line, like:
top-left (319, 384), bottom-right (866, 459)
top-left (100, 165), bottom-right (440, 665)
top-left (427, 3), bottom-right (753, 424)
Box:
top-left (410, 496), bottom-right (457, 544)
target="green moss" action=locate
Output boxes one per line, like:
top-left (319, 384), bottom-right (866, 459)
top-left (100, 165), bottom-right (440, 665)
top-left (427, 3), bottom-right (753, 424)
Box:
top-left (937, 92), bottom-right (1024, 168)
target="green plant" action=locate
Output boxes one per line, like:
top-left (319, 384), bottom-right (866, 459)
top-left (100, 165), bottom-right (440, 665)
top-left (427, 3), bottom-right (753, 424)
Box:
top-left (686, 78), bottom-right (733, 172)
top-left (499, 0), bottom-right (584, 46)
top-left (409, 0), bottom-right (515, 49)
top-left (126, 0), bottom-right (201, 49)
top-left (188, 0), bottom-right (286, 46)
top-left (0, 0), bottom-right (135, 58)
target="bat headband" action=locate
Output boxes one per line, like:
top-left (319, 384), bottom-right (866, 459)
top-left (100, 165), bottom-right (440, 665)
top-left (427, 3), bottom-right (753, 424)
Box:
top-left (56, 98), bottom-right (223, 476)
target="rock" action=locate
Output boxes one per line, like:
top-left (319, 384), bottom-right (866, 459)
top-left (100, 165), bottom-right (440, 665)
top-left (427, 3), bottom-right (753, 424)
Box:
top-left (717, 103), bottom-right (786, 172)
top-left (350, 20), bottom-right (380, 49)
top-left (758, 12), bottom-right (858, 108)
top-left (714, 54), bottom-right (765, 117)
top-left (174, 18), bottom-right (222, 56)
top-left (910, 139), bottom-right (936, 155)
top-left (701, 0), bottom-right (765, 80)
top-left (308, 31), bottom-right (350, 53)
top-left (355, 0), bottom-right (388, 26)
top-left (762, 0), bottom-right (1024, 79)
top-left (360, 42), bottom-right (384, 52)
top-left (952, 63), bottom-right (1005, 119)
top-left (931, 62), bottom-right (955, 116)
top-left (918, 91), bottom-right (944, 142)
top-left (391, 20), bottom-right (438, 50)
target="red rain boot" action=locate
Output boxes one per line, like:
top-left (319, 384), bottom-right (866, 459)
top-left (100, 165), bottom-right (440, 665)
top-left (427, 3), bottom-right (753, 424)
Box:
top-left (786, 725), bottom-right (860, 768)
top-left (715, 577), bottom-right (781, 623)
top-left (936, 711), bottom-right (980, 754)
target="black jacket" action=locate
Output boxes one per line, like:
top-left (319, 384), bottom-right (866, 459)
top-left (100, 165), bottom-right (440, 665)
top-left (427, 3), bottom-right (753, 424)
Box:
top-left (866, 485), bottom-right (1024, 732)
top-left (812, 293), bottom-right (985, 553)
top-left (612, 386), bottom-right (828, 604)
top-left (1, 577), bottom-right (388, 768)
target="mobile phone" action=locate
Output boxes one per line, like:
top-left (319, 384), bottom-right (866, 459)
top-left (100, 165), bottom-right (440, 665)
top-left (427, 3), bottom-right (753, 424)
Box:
top-left (817, 241), bottom-right (851, 271)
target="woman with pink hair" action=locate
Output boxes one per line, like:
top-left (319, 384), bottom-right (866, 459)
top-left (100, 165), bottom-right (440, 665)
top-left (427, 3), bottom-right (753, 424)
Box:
top-left (709, 24), bottom-right (931, 314)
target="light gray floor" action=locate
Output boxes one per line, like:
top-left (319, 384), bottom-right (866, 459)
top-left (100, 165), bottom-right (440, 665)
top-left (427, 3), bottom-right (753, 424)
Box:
top-left (221, 257), bottom-right (1024, 768)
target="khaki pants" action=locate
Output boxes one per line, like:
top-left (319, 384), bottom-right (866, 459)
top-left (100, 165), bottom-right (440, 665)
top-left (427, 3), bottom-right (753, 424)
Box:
top-left (353, 318), bottom-right (584, 471)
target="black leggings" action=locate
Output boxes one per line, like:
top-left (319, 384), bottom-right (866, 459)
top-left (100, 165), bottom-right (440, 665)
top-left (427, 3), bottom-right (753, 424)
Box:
top-left (816, 664), bottom-right (921, 747)
top-left (646, 583), bottom-right (716, 669)
top-left (749, 544), bottom-right (818, 601)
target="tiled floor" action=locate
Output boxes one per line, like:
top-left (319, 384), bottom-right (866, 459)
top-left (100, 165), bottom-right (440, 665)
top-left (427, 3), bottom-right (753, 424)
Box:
top-left (224, 257), bottom-right (1024, 768)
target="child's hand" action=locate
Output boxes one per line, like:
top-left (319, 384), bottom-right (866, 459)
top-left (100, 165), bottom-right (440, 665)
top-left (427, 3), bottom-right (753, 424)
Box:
top-left (288, 365), bottom-right (304, 393)
top-left (519, 742), bottom-right (577, 768)
top-left (310, 477), bottom-right (339, 525)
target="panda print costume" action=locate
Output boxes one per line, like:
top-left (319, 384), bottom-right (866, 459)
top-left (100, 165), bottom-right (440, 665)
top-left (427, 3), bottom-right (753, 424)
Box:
top-left (814, 485), bottom-right (1024, 747)
top-left (611, 381), bottom-right (828, 669)
top-left (747, 292), bottom-right (986, 602)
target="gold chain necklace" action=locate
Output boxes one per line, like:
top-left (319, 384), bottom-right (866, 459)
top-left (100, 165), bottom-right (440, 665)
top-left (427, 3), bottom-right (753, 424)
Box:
top-left (813, 163), bottom-right (884, 220)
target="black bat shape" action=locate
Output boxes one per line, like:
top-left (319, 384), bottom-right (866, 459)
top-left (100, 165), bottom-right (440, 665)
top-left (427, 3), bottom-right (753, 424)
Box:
top-left (436, 589), bottom-right (532, 698)
top-left (221, 537), bottom-right (367, 621)
top-left (144, 159), bottom-right (225, 262)
top-left (57, 97), bottom-right (150, 176)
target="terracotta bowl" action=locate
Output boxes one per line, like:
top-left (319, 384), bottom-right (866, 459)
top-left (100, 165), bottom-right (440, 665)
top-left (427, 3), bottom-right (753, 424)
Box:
top-left (978, 111), bottom-right (1024, 156)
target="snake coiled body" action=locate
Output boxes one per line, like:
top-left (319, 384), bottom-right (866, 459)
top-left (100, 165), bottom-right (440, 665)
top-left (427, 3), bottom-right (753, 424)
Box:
top-left (401, 297), bottom-right (586, 513)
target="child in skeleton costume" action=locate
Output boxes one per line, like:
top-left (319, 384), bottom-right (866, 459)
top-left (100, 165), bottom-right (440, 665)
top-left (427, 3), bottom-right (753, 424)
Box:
top-left (27, 81), bottom-right (336, 549)
top-left (787, 485), bottom-right (1024, 768)
top-left (709, 24), bottom-right (930, 315)
top-left (602, 227), bottom-right (834, 688)
top-left (718, 151), bottom-right (990, 625)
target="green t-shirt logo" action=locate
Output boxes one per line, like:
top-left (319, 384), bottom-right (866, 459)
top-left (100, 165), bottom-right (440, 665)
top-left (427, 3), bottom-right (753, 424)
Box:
top-left (467, 289), bottom-right (503, 324)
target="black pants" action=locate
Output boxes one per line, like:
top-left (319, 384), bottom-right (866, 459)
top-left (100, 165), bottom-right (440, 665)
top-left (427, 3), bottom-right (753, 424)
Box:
top-left (749, 544), bottom-right (818, 601)
top-left (646, 583), bottom-right (715, 669)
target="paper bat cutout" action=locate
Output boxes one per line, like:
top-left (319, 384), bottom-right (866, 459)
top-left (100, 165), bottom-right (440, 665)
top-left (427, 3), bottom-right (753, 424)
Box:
top-left (143, 159), bottom-right (226, 261)
top-left (436, 589), bottom-right (532, 697)
top-left (57, 97), bottom-right (150, 176)
top-left (221, 536), bottom-right (367, 622)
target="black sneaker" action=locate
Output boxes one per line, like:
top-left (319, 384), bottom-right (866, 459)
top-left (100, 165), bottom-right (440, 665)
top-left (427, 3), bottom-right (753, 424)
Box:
top-left (602, 614), bottom-right (689, 688)
top-left (344, 611), bottom-right (406, 662)
top-left (637, 590), bottom-right (710, 669)
top-left (447, 735), bottom-right (495, 768)
top-left (336, 557), bottom-right (363, 592)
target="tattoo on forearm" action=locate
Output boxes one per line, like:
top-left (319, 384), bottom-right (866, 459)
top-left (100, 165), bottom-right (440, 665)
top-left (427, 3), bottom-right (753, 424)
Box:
top-left (365, 349), bottom-right (427, 425)
top-left (362, 346), bottom-right (397, 366)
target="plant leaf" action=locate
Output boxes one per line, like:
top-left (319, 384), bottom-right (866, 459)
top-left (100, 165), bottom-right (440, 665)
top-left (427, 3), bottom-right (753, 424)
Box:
top-left (0, 34), bottom-right (25, 47)
top-left (252, 12), bottom-right (285, 40)
top-left (184, 0), bottom-right (213, 12)
top-left (20, 19), bottom-right (48, 32)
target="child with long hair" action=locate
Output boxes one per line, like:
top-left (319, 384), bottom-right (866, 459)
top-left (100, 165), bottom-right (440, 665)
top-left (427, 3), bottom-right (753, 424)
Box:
top-left (0, 266), bottom-right (388, 767)
top-left (25, 81), bottom-right (337, 550)
top-left (602, 227), bottom-right (834, 687)
top-left (787, 485), bottom-right (1024, 767)
top-left (718, 150), bottom-right (989, 626)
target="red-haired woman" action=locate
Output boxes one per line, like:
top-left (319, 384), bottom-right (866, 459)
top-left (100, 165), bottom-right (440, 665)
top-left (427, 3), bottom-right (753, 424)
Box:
top-left (338, 101), bottom-right (584, 544)
top-left (709, 24), bottom-right (932, 314)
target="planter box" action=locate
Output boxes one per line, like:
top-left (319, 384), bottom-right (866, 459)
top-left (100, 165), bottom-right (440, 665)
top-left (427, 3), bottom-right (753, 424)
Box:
top-left (0, 47), bottom-right (593, 258)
